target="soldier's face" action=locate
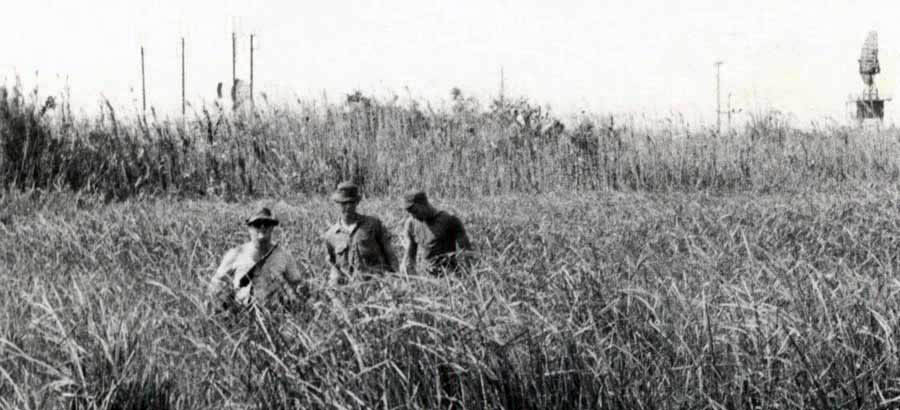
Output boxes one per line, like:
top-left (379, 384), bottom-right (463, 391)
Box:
top-left (340, 200), bottom-right (358, 217)
top-left (406, 203), bottom-right (428, 220)
top-left (248, 223), bottom-right (274, 243)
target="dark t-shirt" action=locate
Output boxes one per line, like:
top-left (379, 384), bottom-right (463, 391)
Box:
top-left (405, 211), bottom-right (472, 272)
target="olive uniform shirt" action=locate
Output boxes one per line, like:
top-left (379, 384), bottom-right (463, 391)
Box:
top-left (208, 242), bottom-right (304, 308)
top-left (323, 214), bottom-right (399, 285)
top-left (403, 211), bottom-right (472, 275)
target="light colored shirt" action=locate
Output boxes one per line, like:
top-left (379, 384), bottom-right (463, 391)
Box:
top-left (208, 242), bottom-right (304, 307)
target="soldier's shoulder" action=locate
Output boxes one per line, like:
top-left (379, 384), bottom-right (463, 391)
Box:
top-left (270, 244), bottom-right (297, 265)
top-left (221, 242), bottom-right (251, 263)
top-left (321, 222), bottom-right (341, 238)
top-left (360, 214), bottom-right (387, 227)
top-left (272, 243), bottom-right (294, 256)
top-left (442, 212), bottom-right (467, 230)
top-left (436, 210), bottom-right (462, 223)
top-left (229, 242), bottom-right (255, 255)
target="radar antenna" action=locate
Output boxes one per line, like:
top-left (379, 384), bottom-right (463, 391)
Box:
top-left (855, 31), bottom-right (889, 126)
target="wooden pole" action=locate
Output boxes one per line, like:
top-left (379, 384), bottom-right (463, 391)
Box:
top-left (181, 37), bottom-right (186, 116)
top-left (141, 46), bottom-right (146, 113)
top-left (499, 66), bottom-right (505, 105)
top-left (727, 93), bottom-right (732, 132)
top-left (250, 34), bottom-right (254, 106)
top-left (232, 32), bottom-right (236, 91)
top-left (714, 61), bottom-right (722, 134)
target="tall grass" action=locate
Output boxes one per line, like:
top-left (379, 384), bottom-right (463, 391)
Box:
top-left (3, 187), bottom-right (900, 408)
top-left (1, 83), bottom-right (899, 200)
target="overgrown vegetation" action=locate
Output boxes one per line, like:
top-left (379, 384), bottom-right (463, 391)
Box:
top-left (4, 83), bottom-right (900, 408)
top-left (3, 188), bottom-right (900, 409)
top-left (1, 83), bottom-right (899, 201)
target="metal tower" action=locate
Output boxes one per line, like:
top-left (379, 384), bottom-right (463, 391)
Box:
top-left (855, 31), bottom-right (889, 125)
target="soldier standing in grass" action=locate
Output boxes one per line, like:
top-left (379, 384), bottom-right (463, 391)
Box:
top-left (208, 207), bottom-right (307, 311)
top-left (400, 190), bottom-right (474, 276)
top-left (323, 182), bottom-right (399, 286)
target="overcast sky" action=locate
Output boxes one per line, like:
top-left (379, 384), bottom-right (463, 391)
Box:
top-left (2, 0), bottom-right (899, 127)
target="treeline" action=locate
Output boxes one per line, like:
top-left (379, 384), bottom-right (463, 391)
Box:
top-left (1, 84), bottom-right (897, 200)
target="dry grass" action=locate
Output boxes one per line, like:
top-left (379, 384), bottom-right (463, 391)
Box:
top-left (3, 186), bottom-right (900, 409)
top-left (2, 84), bottom-right (900, 201)
top-left (4, 82), bottom-right (900, 408)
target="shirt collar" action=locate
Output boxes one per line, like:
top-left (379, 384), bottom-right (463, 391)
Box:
top-left (337, 218), bottom-right (360, 234)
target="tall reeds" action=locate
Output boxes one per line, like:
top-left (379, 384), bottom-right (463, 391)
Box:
top-left (2, 84), bottom-right (897, 200)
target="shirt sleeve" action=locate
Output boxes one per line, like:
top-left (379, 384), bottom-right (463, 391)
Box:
top-left (377, 219), bottom-right (400, 272)
top-left (403, 217), bottom-right (417, 246)
top-left (453, 216), bottom-right (473, 251)
top-left (280, 249), bottom-right (304, 285)
top-left (402, 217), bottom-right (418, 274)
top-left (323, 229), bottom-right (343, 286)
top-left (208, 247), bottom-right (238, 297)
top-left (323, 230), bottom-right (337, 266)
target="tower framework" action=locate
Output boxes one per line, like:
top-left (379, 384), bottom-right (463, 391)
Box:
top-left (856, 31), bottom-right (888, 124)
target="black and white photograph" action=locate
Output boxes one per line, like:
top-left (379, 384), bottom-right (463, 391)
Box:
top-left (3, 1), bottom-right (900, 408)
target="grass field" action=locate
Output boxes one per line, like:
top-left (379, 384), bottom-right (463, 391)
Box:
top-left (4, 186), bottom-right (900, 409)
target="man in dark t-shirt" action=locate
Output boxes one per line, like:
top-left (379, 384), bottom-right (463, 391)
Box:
top-left (400, 190), bottom-right (474, 276)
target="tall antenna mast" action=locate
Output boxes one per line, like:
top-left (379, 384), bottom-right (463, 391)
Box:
top-left (714, 61), bottom-right (723, 134)
top-left (141, 45), bottom-right (147, 113)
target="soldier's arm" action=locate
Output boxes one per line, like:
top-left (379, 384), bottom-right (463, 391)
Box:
top-left (280, 250), bottom-right (309, 302)
top-left (324, 235), bottom-right (343, 286)
top-left (208, 247), bottom-right (238, 297)
top-left (282, 250), bottom-right (305, 285)
top-left (401, 218), bottom-right (418, 276)
top-left (377, 219), bottom-right (400, 273)
top-left (453, 216), bottom-right (475, 272)
top-left (454, 216), bottom-right (474, 251)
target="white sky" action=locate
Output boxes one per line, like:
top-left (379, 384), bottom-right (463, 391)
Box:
top-left (3, 0), bottom-right (900, 127)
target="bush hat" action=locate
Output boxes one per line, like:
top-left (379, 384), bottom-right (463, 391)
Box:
top-left (403, 190), bottom-right (428, 209)
top-left (331, 181), bottom-right (361, 203)
top-left (246, 207), bottom-right (279, 227)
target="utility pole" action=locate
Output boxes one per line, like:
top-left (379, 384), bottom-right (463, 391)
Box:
top-left (714, 61), bottom-right (723, 134)
top-left (250, 34), bottom-right (254, 106)
top-left (181, 37), bottom-right (186, 116)
top-left (727, 93), bottom-right (733, 131)
top-left (727, 93), bottom-right (743, 133)
top-left (232, 31), bottom-right (237, 91)
top-left (499, 66), bottom-right (505, 105)
top-left (141, 45), bottom-right (146, 113)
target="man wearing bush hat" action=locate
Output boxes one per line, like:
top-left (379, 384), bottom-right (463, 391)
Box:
top-left (208, 207), bottom-right (306, 311)
top-left (323, 181), bottom-right (399, 285)
top-left (401, 189), bottom-right (473, 276)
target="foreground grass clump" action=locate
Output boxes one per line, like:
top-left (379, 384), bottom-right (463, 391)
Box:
top-left (3, 187), bottom-right (900, 409)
